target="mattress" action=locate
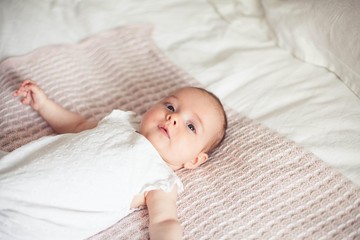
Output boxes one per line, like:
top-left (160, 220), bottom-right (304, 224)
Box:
top-left (1, 0), bottom-right (359, 185)
top-left (0, 0), bottom-right (359, 239)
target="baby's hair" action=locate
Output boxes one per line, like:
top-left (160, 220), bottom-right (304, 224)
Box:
top-left (192, 87), bottom-right (228, 154)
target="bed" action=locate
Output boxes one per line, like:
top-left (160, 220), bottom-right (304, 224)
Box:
top-left (0, 0), bottom-right (359, 239)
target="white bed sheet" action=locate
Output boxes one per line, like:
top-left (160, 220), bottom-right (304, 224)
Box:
top-left (0, 0), bottom-right (359, 185)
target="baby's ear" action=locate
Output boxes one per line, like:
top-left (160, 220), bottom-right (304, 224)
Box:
top-left (184, 152), bottom-right (208, 169)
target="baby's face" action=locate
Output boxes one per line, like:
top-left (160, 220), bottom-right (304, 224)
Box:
top-left (139, 87), bottom-right (222, 170)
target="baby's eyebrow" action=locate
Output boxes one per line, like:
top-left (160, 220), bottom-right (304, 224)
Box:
top-left (166, 95), bottom-right (177, 100)
top-left (193, 112), bottom-right (203, 128)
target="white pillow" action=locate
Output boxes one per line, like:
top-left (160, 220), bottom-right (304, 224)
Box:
top-left (262, 0), bottom-right (360, 98)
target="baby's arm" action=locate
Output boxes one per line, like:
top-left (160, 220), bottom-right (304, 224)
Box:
top-left (146, 187), bottom-right (182, 240)
top-left (14, 80), bottom-right (97, 133)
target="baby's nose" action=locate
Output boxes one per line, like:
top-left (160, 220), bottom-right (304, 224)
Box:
top-left (166, 114), bottom-right (177, 125)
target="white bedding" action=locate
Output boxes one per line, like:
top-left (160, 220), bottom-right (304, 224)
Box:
top-left (0, 1), bottom-right (359, 184)
top-left (0, 1), bottom-right (360, 238)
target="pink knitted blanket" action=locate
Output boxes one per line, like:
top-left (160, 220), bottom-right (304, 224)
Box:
top-left (0, 25), bottom-right (359, 239)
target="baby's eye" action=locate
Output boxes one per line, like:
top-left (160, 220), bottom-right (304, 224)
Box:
top-left (165, 103), bottom-right (175, 112)
top-left (187, 123), bottom-right (196, 133)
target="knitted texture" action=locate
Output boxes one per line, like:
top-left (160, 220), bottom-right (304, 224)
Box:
top-left (0, 25), bottom-right (359, 240)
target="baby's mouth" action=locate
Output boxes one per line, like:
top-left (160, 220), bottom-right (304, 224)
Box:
top-left (158, 125), bottom-right (170, 139)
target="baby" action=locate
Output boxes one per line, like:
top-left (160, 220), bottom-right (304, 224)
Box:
top-left (0, 80), bottom-right (227, 240)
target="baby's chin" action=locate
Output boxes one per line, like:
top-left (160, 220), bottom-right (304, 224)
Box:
top-left (140, 133), bottom-right (188, 169)
top-left (155, 149), bottom-right (184, 170)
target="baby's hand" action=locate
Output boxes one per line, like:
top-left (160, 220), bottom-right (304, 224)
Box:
top-left (13, 80), bottom-right (48, 111)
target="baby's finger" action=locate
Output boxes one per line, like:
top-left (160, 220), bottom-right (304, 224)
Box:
top-left (26, 83), bottom-right (41, 94)
top-left (14, 85), bottom-right (31, 97)
top-left (16, 80), bottom-right (33, 93)
top-left (21, 92), bottom-right (32, 105)
top-left (21, 79), bottom-right (34, 87)
top-left (14, 80), bottom-right (36, 96)
top-left (13, 83), bottom-right (27, 96)
top-left (13, 88), bottom-right (26, 97)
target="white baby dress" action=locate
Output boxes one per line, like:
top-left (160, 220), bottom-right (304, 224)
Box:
top-left (0, 110), bottom-right (183, 240)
